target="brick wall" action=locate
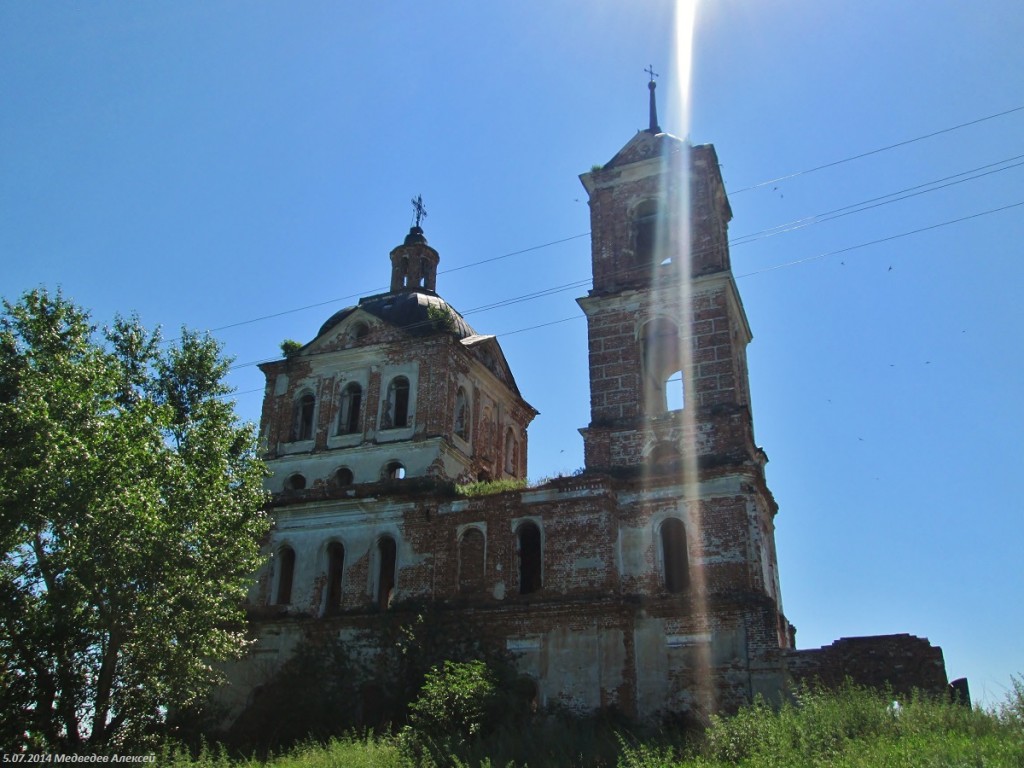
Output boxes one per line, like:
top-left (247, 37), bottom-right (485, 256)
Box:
top-left (786, 635), bottom-right (949, 696)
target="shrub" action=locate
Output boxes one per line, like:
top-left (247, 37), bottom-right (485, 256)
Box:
top-left (409, 660), bottom-right (499, 743)
top-left (280, 339), bottom-right (302, 356)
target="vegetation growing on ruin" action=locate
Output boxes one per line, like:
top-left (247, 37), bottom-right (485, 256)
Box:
top-left (455, 478), bottom-right (527, 497)
top-left (426, 303), bottom-right (457, 332)
top-left (161, 678), bottom-right (1024, 767)
top-left (280, 338), bottom-right (303, 356)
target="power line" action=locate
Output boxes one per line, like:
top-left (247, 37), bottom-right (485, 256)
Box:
top-left (176, 109), bottom-right (1024, 349)
top-left (167, 232), bottom-right (591, 343)
top-left (208, 152), bottom-right (1021, 342)
top-left (439, 233), bottom-right (590, 275)
top-left (728, 104), bottom-right (1024, 194)
top-left (735, 199), bottom-right (1024, 279)
top-left (176, 112), bottom-right (1024, 342)
top-left (730, 154), bottom-right (1024, 247)
top-left (221, 198), bottom-right (1024, 375)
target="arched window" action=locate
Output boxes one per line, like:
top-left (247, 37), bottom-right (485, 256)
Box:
top-left (333, 467), bottom-right (354, 487)
top-left (275, 546), bottom-right (295, 605)
top-left (292, 392), bottom-right (315, 441)
top-left (377, 536), bottom-right (397, 609)
top-left (481, 407), bottom-right (496, 460)
top-left (517, 522), bottom-right (542, 595)
top-left (649, 442), bottom-right (679, 470)
top-left (324, 541), bottom-right (345, 615)
top-left (458, 527), bottom-right (486, 594)
top-left (383, 461), bottom-right (405, 480)
top-left (504, 428), bottom-right (519, 476)
top-left (517, 676), bottom-right (540, 714)
top-left (454, 387), bottom-right (469, 440)
top-left (641, 318), bottom-right (684, 414)
top-left (347, 322), bottom-right (369, 343)
top-left (383, 376), bottom-right (410, 429)
top-left (337, 382), bottom-right (363, 435)
top-left (285, 473), bottom-right (306, 491)
top-left (661, 518), bottom-right (689, 593)
top-left (633, 199), bottom-right (661, 265)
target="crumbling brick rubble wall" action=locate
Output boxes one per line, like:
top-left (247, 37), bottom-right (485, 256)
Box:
top-left (786, 634), bottom-right (948, 697)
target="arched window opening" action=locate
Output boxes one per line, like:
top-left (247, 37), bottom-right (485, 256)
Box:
top-left (337, 382), bottom-right (363, 435)
top-left (661, 518), bottom-right (689, 593)
top-left (665, 370), bottom-right (684, 411)
top-left (324, 541), bottom-right (345, 615)
top-left (633, 199), bottom-right (661, 266)
top-left (649, 442), bottom-right (679, 470)
top-left (292, 392), bottom-right (316, 441)
top-left (458, 528), bottom-right (486, 594)
top-left (333, 467), bottom-right (354, 487)
top-left (454, 387), bottom-right (469, 440)
top-left (400, 256), bottom-right (410, 288)
top-left (377, 536), bottom-right (397, 609)
top-left (504, 428), bottom-right (518, 476)
top-left (517, 676), bottom-right (540, 714)
top-left (517, 522), bottom-right (542, 595)
top-left (641, 319), bottom-right (684, 414)
top-left (383, 461), bottom-right (406, 481)
top-left (348, 322), bottom-right (369, 343)
top-left (286, 473), bottom-right (306, 491)
top-left (480, 407), bottom-right (496, 460)
top-left (383, 376), bottom-right (410, 429)
top-left (275, 546), bottom-right (295, 605)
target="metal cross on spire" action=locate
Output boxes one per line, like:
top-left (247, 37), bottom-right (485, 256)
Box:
top-left (644, 65), bottom-right (661, 134)
top-left (410, 194), bottom-right (428, 228)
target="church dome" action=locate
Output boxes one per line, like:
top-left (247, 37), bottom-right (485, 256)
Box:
top-left (317, 290), bottom-right (477, 340)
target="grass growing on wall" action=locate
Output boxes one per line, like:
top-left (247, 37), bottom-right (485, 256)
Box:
top-left (455, 478), bottom-right (527, 497)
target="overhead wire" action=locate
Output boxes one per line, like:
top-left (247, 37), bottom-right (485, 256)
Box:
top-left (729, 153), bottom-right (1024, 247)
top-left (212, 103), bottom-right (1024, 382)
top-left (212, 155), bottom-right (1023, 342)
top-left (191, 105), bottom-right (1024, 343)
top-left (735, 199), bottom-right (1024, 279)
top-left (726, 104), bottom-right (1024, 194)
top-left (222, 196), bottom-right (1024, 379)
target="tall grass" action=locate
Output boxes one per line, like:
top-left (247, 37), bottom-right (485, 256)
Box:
top-left (160, 680), bottom-right (1024, 767)
top-left (624, 682), bottom-right (1024, 768)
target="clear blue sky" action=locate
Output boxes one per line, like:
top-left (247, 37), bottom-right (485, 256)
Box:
top-left (2, 2), bottom-right (1021, 706)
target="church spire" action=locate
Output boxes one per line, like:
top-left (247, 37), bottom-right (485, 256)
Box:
top-left (644, 65), bottom-right (661, 134)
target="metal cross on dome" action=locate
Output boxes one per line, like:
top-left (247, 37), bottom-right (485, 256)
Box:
top-left (411, 194), bottom-right (428, 228)
top-left (645, 64), bottom-right (659, 82)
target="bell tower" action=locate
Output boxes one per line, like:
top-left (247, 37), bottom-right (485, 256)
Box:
top-left (574, 81), bottom-right (792, 699)
top-left (577, 80), bottom-right (756, 474)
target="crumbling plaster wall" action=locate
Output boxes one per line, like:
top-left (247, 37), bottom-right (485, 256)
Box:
top-left (259, 326), bottom-right (532, 490)
top-left (242, 467), bottom-right (790, 720)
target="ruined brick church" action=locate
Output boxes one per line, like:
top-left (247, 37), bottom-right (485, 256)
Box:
top-left (225, 83), bottom-right (951, 723)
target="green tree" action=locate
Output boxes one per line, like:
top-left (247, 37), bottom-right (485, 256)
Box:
top-left (0, 289), bottom-right (269, 752)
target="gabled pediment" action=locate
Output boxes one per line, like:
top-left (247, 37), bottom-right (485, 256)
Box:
top-left (603, 130), bottom-right (685, 171)
top-left (461, 334), bottom-right (531, 405)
